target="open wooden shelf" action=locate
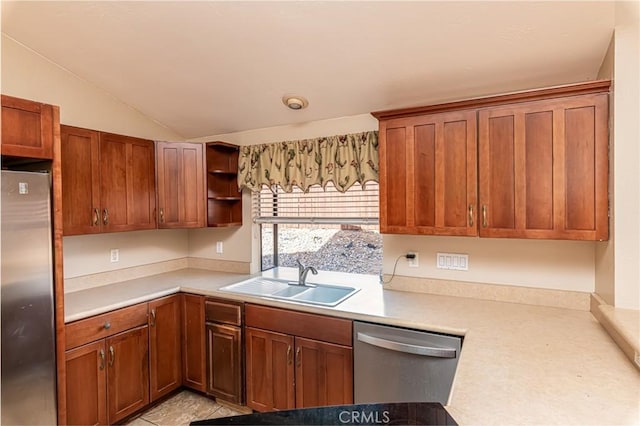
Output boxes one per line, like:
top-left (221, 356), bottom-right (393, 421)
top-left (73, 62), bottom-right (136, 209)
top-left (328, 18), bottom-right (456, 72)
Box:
top-left (206, 142), bottom-right (242, 227)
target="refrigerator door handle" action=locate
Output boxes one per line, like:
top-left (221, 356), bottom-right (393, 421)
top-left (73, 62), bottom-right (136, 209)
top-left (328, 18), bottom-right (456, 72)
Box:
top-left (356, 332), bottom-right (457, 358)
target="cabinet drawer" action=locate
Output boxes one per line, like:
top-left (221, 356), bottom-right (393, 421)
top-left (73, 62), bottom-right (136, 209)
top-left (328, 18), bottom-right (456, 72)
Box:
top-left (205, 297), bottom-right (243, 326)
top-left (66, 303), bottom-right (148, 350)
top-left (245, 304), bottom-right (352, 347)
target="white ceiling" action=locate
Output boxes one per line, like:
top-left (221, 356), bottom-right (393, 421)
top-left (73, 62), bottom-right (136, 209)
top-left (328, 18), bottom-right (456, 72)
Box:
top-left (2, 1), bottom-right (615, 139)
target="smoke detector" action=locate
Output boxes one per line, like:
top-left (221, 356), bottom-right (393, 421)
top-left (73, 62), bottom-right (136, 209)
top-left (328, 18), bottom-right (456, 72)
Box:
top-left (282, 95), bottom-right (309, 110)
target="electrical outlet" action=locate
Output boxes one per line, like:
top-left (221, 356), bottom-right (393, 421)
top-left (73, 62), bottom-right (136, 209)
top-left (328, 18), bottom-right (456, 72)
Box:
top-left (110, 249), bottom-right (119, 263)
top-left (407, 252), bottom-right (419, 267)
top-left (216, 241), bottom-right (223, 254)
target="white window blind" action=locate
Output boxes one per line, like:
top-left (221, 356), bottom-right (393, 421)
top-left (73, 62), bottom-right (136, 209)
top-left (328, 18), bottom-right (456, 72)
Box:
top-left (254, 182), bottom-right (379, 225)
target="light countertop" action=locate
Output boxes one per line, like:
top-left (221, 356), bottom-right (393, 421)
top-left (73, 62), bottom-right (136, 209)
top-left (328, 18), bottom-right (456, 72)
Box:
top-left (64, 268), bottom-right (640, 425)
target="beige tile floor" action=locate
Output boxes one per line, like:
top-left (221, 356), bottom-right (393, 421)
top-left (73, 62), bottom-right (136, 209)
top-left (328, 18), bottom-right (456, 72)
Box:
top-left (126, 390), bottom-right (250, 426)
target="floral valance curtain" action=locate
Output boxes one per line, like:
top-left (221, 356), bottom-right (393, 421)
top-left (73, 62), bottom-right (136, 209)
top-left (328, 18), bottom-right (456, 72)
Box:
top-left (238, 131), bottom-right (378, 193)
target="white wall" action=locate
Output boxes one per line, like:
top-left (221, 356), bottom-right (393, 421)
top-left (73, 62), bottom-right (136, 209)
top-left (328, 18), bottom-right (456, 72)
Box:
top-left (610, 1), bottom-right (640, 309)
top-left (1, 34), bottom-right (182, 140)
top-left (63, 230), bottom-right (188, 278)
top-left (1, 34), bottom-right (190, 279)
top-left (194, 114), bottom-right (598, 293)
top-left (595, 36), bottom-right (615, 305)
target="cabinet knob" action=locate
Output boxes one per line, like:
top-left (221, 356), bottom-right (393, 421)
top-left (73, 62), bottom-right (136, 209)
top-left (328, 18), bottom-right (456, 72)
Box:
top-left (103, 321), bottom-right (111, 330)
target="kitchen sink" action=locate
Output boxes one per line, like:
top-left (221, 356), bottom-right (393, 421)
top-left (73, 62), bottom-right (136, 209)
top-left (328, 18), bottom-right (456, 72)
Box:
top-left (219, 277), bottom-right (359, 307)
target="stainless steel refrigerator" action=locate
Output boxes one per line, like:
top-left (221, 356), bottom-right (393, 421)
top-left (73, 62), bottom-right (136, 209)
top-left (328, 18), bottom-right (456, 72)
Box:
top-left (1, 170), bottom-right (57, 424)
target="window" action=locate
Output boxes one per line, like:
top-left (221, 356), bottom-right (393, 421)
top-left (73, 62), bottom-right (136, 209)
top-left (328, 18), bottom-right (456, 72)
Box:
top-left (255, 182), bottom-right (381, 275)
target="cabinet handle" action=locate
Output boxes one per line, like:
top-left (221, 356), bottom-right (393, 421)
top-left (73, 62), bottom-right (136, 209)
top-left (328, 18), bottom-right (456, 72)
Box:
top-left (99, 349), bottom-right (105, 370)
top-left (108, 346), bottom-right (115, 367)
top-left (103, 208), bottom-right (109, 226)
top-left (287, 345), bottom-right (292, 365)
top-left (159, 208), bottom-right (164, 224)
top-left (482, 205), bottom-right (488, 228)
top-left (103, 321), bottom-right (111, 330)
top-left (93, 208), bottom-right (99, 226)
top-left (150, 309), bottom-right (156, 327)
top-left (295, 347), bottom-right (301, 368)
top-left (468, 204), bottom-right (474, 227)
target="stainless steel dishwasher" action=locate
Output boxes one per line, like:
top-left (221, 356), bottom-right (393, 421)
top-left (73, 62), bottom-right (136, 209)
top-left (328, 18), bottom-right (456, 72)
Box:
top-left (354, 321), bottom-right (462, 405)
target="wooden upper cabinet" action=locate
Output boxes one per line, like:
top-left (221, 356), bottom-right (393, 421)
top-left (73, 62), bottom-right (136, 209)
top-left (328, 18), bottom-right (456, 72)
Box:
top-left (100, 132), bottom-right (156, 232)
top-left (379, 110), bottom-right (477, 235)
top-left (374, 80), bottom-right (610, 241)
top-left (478, 93), bottom-right (609, 240)
top-left (61, 125), bottom-right (156, 235)
top-left (156, 142), bottom-right (205, 228)
top-left (61, 126), bottom-right (101, 235)
top-left (1, 94), bottom-right (56, 159)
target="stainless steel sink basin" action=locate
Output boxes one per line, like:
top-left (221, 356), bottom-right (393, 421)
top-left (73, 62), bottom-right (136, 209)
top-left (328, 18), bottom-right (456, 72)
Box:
top-left (219, 277), bottom-right (359, 307)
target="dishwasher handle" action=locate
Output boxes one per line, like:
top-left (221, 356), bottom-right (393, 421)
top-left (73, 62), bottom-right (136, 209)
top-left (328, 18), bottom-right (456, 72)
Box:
top-left (356, 332), bottom-right (457, 358)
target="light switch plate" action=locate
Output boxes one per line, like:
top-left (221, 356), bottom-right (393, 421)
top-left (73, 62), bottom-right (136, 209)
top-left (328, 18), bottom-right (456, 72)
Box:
top-left (436, 252), bottom-right (468, 271)
top-left (110, 249), bottom-right (119, 263)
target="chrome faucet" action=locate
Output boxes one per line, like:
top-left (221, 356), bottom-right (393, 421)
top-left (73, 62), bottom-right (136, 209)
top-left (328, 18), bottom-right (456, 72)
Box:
top-left (296, 259), bottom-right (318, 286)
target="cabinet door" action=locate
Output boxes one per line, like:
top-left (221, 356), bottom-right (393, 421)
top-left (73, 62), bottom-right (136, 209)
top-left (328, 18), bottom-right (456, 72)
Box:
top-left (106, 326), bottom-right (149, 423)
top-left (478, 93), bottom-right (608, 240)
top-left (65, 341), bottom-right (107, 426)
top-left (206, 323), bottom-right (243, 404)
top-left (379, 110), bottom-right (477, 235)
top-left (182, 294), bottom-right (206, 392)
top-left (1, 95), bottom-right (54, 159)
top-left (61, 125), bottom-right (101, 236)
top-left (245, 327), bottom-right (294, 412)
top-left (99, 132), bottom-right (156, 232)
top-left (149, 295), bottom-right (182, 402)
top-left (294, 337), bottom-right (353, 409)
top-left (156, 142), bottom-right (205, 228)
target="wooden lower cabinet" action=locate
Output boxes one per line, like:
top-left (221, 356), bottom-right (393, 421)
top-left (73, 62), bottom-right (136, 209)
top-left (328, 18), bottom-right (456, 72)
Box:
top-left (295, 337), bottom-right (353, 408)
top-left (149, 295), bottom-right (182, 402)
top-left (65, 341), bottom-right (107, 426)
top-left (245, 327), bottom-right (295, 412)
top-left (65, 326), bottom-right (149, 425)
top-left (106, 326), bottom-right (150, 423)
top-left (206, 323), bottom-right (243, 404)
top-left (245, 305), bottom-right (354, 413)
top-left (182, 294), bottom-right (206, 392)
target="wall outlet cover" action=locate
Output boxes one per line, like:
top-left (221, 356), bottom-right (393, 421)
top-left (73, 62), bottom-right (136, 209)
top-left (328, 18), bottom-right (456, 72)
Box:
top-left (110, 249), bottom-right (119, 263)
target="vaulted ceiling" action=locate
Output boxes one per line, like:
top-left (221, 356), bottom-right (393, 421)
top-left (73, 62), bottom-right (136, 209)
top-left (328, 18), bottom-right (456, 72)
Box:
top-left (1, 1), bottom-right (615, 139)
